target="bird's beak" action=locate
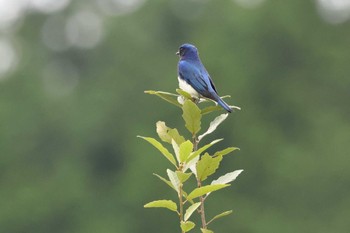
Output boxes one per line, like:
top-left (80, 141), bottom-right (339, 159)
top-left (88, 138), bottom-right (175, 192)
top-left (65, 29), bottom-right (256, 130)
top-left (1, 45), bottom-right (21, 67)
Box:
top-left (176, 51), bottom-right (180, 56)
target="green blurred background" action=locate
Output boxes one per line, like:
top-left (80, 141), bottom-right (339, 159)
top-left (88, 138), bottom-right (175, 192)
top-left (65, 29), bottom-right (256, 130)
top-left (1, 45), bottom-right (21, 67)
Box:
top-left (1, 0), bottom-right (350, 232)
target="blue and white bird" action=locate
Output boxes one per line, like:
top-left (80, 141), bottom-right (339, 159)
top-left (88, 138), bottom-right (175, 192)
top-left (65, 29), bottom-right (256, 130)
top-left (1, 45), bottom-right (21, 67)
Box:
top-left (176, 43), bottom-right (232, 113)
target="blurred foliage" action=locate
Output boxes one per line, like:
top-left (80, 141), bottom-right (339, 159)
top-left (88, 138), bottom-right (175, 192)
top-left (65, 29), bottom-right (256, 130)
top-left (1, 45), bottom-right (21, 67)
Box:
top-left (0, 0), bottom-right (349, 233)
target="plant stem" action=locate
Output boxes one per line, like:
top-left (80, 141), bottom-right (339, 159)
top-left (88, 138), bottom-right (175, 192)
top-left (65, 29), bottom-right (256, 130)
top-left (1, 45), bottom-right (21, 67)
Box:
top-left (192, 135), bottom-right (198, 151)
top-left (197, 178), bottom-right (207, 229)
top-left (178, 183), bottom-right (185, 233)
top-left (192, 133), bottom-right (207, 229)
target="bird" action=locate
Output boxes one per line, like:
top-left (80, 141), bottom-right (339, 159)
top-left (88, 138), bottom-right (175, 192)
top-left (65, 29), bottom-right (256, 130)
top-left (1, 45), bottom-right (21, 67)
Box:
top-left (176, 43), bottom-right (232, 113)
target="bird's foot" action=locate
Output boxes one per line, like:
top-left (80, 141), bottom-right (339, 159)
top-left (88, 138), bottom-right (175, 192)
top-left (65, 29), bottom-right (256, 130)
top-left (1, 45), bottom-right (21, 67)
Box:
top-left (191, 97), bottom-right (200, 104)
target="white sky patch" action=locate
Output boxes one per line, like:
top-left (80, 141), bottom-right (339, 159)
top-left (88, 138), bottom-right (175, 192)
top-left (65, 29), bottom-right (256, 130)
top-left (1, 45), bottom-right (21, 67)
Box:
top-left (96, 0), bottom-right (146, 16)
top-left (0, 39), bottom-right (18, 79)
top-left (317, 0), bottom-right (350, 24)
top-left (29, 0), bottom-right (71, 14)
top-left (0, 0), bottom-right (71, 30)
top-left (65, 10), bottom-right (104, 49)
top-left (0, 0), bottom-right (27, 30)
top-left (41, 15), bottom-right (70, 51)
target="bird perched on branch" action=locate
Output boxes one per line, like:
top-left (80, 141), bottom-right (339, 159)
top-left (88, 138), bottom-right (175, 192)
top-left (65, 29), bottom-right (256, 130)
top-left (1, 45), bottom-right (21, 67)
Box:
top-left (176, 43), bottom-right (232, 113)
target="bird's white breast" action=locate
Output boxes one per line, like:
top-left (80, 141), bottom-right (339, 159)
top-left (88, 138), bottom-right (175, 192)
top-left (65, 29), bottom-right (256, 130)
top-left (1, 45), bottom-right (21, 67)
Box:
top-left (178, 77), bottom-right (200, 98)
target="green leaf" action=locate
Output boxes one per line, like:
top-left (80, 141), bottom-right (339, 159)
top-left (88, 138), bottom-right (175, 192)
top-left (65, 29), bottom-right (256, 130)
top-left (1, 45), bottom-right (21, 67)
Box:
top-left (184, 202), bottom-right (201, 221)
top-left (196, 153), bottom-right (223, 181)
top-left (207, 210), bottom-right (233, 225)
top-left (144, 200), bottom-right (178, 212)
top-left (198, 114), bottom-right (228, 142)
top-left (186, 139), bottom-right (223, 163)
top-left (145, 90), bottom-right (178, 97)
top-left (182, 100), bottom-right (201, 135)
top-left (201, 105), bottom-right (223, 115)
top-left (168, 128), bottom-right (186, 145)
top-left (207, 170), bottom-right (243, 197)
top-left (144, 90), bottom-right (182, 107)
top-left (156, 121), bottom-right (185, 145)
top-left (176, 88), bottom-right (192, 99)
top-left (213, 147), bottom-right (239, 157)
top-left (232, 105), bottom-right (241, 111)
top-left (183, 154), bottom-right (200, 175)
top-left (172, 139), bottom-right (180, 162)
top-left (211, 170), bottom-right (244, 185)
top-left (187, 184), bottom-right (230, 200)
top-left (181, 221), bottom-right (195, 232)
top-left (154, 173), bottom-right (192, 201)
top-left (138, 136), bottom-right (176, 166)
top-left (179, 140), bottom-right (193, 162)
top-left (167, 169), bottom-right (180, 193)
top-left (176, 171), bottom-right (192, 183)
top-left (201, 228), bottom-right (214, 233)
top-left (220, 95), bottom-right (231, 99)
top-left (200, 96), bottom-right (241, 115)
top-left (156, 121), bottom-right (172, 143)
top-left (153, 173), bottom-right (175, 191)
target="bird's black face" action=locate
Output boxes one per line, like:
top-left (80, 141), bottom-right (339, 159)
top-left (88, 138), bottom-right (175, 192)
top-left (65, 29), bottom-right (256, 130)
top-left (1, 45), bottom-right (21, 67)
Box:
top-left (176, 46), bottom-right (185, 56)
top-left (176, 44), bottom-right (198, 58)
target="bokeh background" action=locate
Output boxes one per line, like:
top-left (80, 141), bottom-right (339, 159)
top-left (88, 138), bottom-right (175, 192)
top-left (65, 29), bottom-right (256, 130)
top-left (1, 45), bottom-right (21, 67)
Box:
top-left (1, 0), bottom-right (350, 232)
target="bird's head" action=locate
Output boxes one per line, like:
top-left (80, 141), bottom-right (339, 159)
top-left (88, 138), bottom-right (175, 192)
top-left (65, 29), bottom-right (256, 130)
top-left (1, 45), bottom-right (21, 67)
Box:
top-left (176, 44), bottom-right (199, 59)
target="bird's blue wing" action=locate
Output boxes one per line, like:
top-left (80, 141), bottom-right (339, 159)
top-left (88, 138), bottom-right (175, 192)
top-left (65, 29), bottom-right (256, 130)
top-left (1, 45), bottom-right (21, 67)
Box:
top-left (178, 61), bottom-right (214, 95)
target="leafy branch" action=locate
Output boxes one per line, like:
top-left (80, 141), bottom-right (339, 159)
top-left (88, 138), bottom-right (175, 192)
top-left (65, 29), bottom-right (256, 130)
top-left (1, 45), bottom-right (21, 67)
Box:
top-left (139, 90), bottom-right (243, 233)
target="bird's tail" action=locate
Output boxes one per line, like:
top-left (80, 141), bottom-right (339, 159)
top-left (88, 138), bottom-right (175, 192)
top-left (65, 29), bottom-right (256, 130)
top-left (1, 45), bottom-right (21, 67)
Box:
top-left (212, 92), bottom-right (232, 113)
